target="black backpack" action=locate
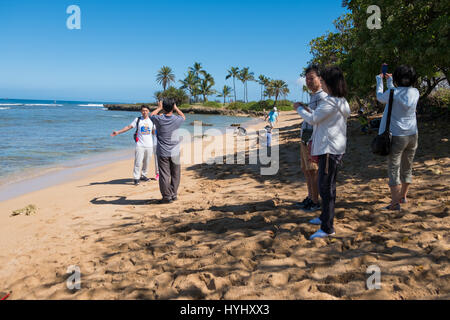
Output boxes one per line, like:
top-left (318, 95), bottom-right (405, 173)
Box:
top-left (133, 117), bottom-right (141, 142)
top-left (371, 89), bottom-right (394, 156)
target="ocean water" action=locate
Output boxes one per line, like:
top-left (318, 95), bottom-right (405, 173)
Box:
top-left (0, 99), bottom-right (254, 183)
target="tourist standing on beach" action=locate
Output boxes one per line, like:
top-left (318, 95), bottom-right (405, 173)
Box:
top-left (296, 66), bottom-right (350, 239)
top-left (111, 105), bottom-right (158, 186)
top-left (295, 65), bottom-right (328, 213)
top-left (150, 99), bottom-right (186, 203)
top-left (376, 65), bottom-right (419, 211)
top-left (265, 107), bottom-right (279, 128)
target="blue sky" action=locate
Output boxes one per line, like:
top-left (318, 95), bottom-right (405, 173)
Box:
top-left (0, 0), bottom-right (347, 103)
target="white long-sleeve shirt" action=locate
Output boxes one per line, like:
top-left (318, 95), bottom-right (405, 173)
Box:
top-left (376, 75), bottom-right (419, 136)
top-left (297, 96), bottom-right (351, 156)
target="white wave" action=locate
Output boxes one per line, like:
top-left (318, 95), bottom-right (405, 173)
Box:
top-left (102, 108), bottom-right (108, 111)
top-left (78, 104), bottom-right (104, 107)
top-left (24, 104), bottom-right (64, 107)
top-left (0, 107), bottom-right (11, 110)
top-left (0, 103), bottom-right (23, 106)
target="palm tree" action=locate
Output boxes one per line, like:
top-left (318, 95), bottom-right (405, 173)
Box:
top-left (189, 62), bottom-right (203, 79)
top-left (302, 84), bottom-right (310, 103)
top-left (270, 80), bottom-right (289, 106)
top-left (156, 66), bottom-right (175, 91)
top-left (199, 73), bottom-right (216, 102)
top-left (258, 75), bottom-right (270, 101)
top-left (179, 71), bottom-right (200, 103)
top-left (217, 85), bottom-right (233, 104)
top-left (225, 67), bottom-right (240, 102)
top-left (238, 67), bottom-right (254, 103)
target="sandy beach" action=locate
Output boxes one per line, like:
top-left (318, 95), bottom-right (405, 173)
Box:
top-left (0, 111), bottom-right (448, 300)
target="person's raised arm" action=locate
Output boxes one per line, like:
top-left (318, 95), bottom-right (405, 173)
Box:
top-left (111, 124), bottom-right (133, 137)
top-left (376, 74), bottom-right (391, 104)
top-left (151, 100), bottom-right (163, 117)
top-left (173, 104), bottom-right (186, 120)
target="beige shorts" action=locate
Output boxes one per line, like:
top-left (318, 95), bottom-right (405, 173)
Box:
top-left (300, 141), bottom-right (318, 171)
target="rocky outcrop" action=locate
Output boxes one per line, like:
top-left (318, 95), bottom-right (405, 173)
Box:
top-left (104, 104), bottom-right (265, 117)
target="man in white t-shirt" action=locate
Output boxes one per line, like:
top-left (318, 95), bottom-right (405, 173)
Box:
top-left (111, 105), bottom-right (158, 185)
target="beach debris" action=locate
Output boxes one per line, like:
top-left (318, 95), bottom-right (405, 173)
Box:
top-left (1, 291), bottom-right (11, 300)
top-left (230, 123), bottom-right (241, 127)
top-left (10, 204), bottom-right (37, 217)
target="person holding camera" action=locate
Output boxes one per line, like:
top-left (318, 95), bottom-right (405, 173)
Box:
top-left (296, 66), bottom-right (350, 239)
top-left (295, 65), bottom-right (328, 213)
top-left (376, 65), bottom-right (419, 210)
top-left (150, 99), bottom-right (186, 203)
top-left (111, 105), bottom-right (157, 186)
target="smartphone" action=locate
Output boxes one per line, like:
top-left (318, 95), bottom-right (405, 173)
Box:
top-left (382, 64), bottom-right (388, 75)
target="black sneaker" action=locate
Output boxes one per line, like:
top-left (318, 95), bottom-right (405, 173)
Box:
top-left (159, 198), bottom-right (173, 204)
top-left (140, 176), bottom-right (150, 182)
top-left (134, 179), bottom-right (140, 186)
top-left (303, 201), bottom-right (321, 212)
top-left (296, 197), bottom-right (311, 208)
top-left (171, 196), bottom-right (178, 202)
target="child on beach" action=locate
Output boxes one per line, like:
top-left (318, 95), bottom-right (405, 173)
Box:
top-left (111, 105), bottom-right (158, 185)
top-left (265, 107), bottom-right (279, 128)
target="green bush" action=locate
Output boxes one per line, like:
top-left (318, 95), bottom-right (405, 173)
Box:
top-left (179, 104), bottom-right (191, 109)
top-left (157, 86), bottom-right (189, 106)
top-left (227, 102), bottom-right (248, 110)
top-left (203, 101), bottom-right (222, 108)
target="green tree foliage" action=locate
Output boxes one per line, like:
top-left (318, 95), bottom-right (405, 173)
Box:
top-left (155, 86), bottom-right (189, 106)
top-left (156, 66), bottom-right (175, 91)
top-left (266, 80), bottom-right (289, 106)
top-left (217, 85), bottom-right (233, 104)
top-left (258, 75), bottom-right (271, 101)
top-left (238, 67), bottom-right (255, 103)
top-left (199, 72), bottom-right (216, 102)
top-left (225, 67), bottom-right (240, 102)
top-left (308, 0), bottom-right (450, 103)
top-left (179, 71), bottom-right (200, 103)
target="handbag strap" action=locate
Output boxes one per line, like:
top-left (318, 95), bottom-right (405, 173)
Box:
top-left (384, 89), bottom-right (394, 134)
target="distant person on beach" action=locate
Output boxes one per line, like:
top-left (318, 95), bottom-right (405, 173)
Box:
top-left (111, 105), bottom-right (158, 185)
top-left (150, 99), bottom-right (186, 204)
top-left (294, 65), bottom-right (328, 213)
top-left (296, 66), bottom-right (350, 239)
top-left (265, 106), bottom-right (279, 128)
top-left (376, 65), bottom-right (419, 211)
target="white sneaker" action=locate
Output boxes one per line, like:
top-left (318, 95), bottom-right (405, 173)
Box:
top-left (309, 217), bottom-right (322, 225)
top-left (309, 229), bottom-right (335, 240)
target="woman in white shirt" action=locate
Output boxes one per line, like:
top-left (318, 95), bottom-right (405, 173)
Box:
top-left (296, 66), bottom-right (351, 239)
top-left (376, 65), bottom-right (419, 210)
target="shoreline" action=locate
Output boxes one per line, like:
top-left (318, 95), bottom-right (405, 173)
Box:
top-left (0, 115), bottom-right (263, 202)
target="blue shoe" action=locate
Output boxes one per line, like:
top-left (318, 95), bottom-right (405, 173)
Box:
top-left (309, 229), bottom-right (335, 240)
top-left (309, 217), bottom-right (321, 225)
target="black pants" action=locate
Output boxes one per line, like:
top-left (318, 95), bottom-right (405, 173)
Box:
top-left (318, 154), bottom-right (343, 234)
top-left (157, 156), bottom-right (181, 200)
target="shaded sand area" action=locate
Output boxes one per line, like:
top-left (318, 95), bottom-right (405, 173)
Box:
top-left (0, 111), bottom-right (448, 300)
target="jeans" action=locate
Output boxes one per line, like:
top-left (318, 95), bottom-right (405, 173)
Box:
top-left (318, 154), bottom-right (343, 234)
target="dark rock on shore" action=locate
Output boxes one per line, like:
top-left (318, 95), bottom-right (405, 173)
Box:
top-left (104, 104), bottom-right (265, 117)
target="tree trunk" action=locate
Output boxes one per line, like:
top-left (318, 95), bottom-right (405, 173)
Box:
top-left (233, 77), bottom-right (237, 102)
